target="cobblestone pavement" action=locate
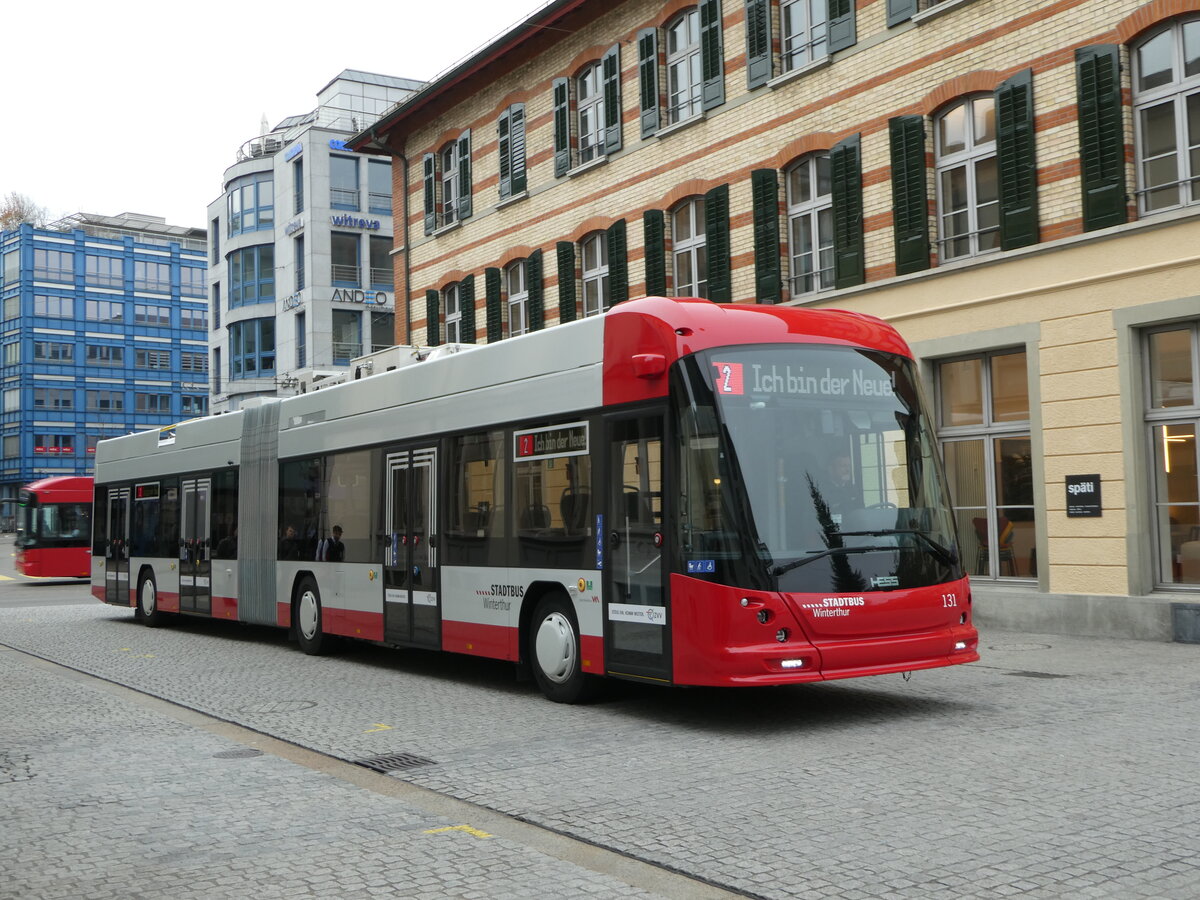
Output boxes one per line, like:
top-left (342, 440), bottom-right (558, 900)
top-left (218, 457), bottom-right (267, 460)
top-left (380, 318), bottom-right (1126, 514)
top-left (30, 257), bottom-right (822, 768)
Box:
top-left (2, 599), bottom-right (1198, 899)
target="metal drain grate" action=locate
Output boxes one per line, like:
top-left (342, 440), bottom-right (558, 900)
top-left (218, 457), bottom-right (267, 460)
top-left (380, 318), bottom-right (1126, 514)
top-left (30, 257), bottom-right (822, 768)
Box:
top-left (213, 748), bottom-right (265, 759)
top-left (348, 752), bottom-right (436, 773)
top-left (1004, 670), bottom-right (1069, 679)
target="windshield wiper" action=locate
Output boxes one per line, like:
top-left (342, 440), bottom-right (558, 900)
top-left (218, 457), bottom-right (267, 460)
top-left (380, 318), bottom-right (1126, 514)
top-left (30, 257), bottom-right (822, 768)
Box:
top-left (835, 529), bottom-right (959, 568)
top-left (770, 529), bottom-right (959, 577)
top-left (770, 545), bottom-right (888, 577)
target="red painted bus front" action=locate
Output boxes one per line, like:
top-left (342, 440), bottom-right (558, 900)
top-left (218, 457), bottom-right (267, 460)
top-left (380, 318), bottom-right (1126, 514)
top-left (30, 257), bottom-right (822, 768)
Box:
top-left (16, 476), bottom-right (93, 579)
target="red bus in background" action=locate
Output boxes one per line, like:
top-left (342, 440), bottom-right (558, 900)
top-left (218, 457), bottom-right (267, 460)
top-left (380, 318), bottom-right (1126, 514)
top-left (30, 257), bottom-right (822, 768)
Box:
top-left (16, 476), bottom-right (93, 578)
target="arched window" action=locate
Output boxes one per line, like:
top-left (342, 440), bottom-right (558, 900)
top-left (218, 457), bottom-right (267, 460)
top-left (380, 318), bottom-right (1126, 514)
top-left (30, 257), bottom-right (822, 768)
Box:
top-left (577, 62), bottom-right (605, 165)
top-left (506, 260), bottom-right (529, 337)
top-left (444, 282), bottom-right (462, 343)
top-left (1133, 18), bottom-right (1200, 214)
top-left (935, 96), bottom-right (998, 261)
top-left (666, 9), bottom-right (702, 124)
top-left (786, 153), bottom-right (833, 295)
top-left (671, 198), bottom-right (707, 298)
top-left (581, 233), bottom-right (609, 317)
top-left (440, 142), bottom-right (459, 228)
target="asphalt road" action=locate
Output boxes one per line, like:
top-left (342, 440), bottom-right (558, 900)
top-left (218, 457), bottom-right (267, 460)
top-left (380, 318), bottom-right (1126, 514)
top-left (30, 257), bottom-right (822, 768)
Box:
top-left (2, 537), bottom-right (1198, 898)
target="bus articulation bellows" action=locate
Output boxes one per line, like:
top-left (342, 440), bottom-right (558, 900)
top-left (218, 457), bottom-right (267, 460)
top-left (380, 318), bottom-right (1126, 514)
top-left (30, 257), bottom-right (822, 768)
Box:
top-left (92, 297), bottom-right (978, 702)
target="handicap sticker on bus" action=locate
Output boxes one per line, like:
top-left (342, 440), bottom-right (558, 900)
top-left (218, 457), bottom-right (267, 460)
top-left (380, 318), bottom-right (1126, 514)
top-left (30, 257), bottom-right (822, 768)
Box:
top-left (687, 559), bottom-right (716, 573)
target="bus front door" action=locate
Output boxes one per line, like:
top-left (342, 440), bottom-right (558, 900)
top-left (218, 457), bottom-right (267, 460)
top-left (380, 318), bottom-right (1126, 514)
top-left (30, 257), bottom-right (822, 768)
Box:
top-left (105, 488), bottom-right (131, 605)
top-left (383, 447), bottom-right (440, 648)
top-left (180, 477), bottom-right (211, 615)
top-left (604, 416), bottom-right (671, 683)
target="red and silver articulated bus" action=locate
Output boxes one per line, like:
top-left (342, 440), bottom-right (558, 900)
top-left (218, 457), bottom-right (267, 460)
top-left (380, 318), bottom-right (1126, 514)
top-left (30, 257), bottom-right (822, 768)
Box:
top-left (16, 475), bottom-right (93, 578)
top-left (92, 297), bottom-right (978, 702)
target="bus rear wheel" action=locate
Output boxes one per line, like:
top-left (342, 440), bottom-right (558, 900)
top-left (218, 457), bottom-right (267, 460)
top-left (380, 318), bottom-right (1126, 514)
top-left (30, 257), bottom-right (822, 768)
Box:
top-left (136, 572), bottom-right (167, 628)
top-left (294, 577), bottom-right (329, 655)
top-left (529, 594), bottom-right (598, 703)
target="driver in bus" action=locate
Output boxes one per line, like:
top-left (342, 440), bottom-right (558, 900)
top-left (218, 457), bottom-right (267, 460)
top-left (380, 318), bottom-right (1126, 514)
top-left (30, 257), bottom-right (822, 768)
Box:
top-left (822, 452), bottom-right (859, 520)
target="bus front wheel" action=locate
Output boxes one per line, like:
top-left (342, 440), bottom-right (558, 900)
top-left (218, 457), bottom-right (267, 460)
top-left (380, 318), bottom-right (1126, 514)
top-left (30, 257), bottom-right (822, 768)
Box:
top-left (294, 577), bottom-right (329, 655)
top-left (136, 572), bottom-right (167, 628)
top-left (529, 594), bottom-right (598, 704)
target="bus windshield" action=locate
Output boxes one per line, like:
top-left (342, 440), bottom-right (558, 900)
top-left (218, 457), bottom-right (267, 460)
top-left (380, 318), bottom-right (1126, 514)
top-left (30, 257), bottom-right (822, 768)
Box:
top-left (17, 495), bottom-right (92, 548)
top-left (676, 344), bottom-right (962, 593)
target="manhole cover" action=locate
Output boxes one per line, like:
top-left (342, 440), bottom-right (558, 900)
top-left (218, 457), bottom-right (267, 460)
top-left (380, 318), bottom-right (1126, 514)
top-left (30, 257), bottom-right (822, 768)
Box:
top-left (1004, 670), bottom-right (1068, 679)
top-left (237, 700), bottom-right (318, 714)
top-left (213, 748), bottom-right (265, 759)
top-left (348, 752), bottom-right (436, 773)
top-left (987, 642), bottom-right (1052, 652)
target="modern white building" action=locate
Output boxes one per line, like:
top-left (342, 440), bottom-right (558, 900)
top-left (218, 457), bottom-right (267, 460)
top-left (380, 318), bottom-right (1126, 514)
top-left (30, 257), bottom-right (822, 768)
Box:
top-left (206, 70), bottom-right (422, 413)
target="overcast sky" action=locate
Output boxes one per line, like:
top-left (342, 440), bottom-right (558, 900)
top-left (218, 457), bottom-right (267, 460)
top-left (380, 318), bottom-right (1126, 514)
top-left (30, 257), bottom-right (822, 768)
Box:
top-left (3, 0), bottom-right (543, 230)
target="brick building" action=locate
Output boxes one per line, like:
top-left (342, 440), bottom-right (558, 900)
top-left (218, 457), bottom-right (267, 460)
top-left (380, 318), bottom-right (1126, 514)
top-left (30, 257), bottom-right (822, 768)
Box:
top-left (352, 0), bottom-right (1200, 639)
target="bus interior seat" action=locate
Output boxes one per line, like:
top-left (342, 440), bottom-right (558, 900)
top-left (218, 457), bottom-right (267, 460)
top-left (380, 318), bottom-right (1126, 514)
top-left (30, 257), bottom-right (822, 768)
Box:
top-left (560, 489), bottom-right (590, 533)
top-left (519, 504), bottom-right (551, 530)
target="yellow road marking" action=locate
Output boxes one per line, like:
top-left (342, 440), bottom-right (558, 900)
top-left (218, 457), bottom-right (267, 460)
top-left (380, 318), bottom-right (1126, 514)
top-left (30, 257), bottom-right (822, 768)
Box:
top-left (363, 723), bottom-right (393, 734)
top-left (424, 825), bottom-right (492, 839)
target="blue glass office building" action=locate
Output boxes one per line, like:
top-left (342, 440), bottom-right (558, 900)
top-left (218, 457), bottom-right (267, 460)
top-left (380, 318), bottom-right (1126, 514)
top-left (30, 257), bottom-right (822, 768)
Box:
top-left (0, 213), bottom-right (208, 528)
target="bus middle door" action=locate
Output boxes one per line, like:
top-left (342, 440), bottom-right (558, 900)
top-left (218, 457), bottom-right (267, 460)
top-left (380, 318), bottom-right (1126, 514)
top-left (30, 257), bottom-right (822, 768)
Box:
top-left (604, 415), bottom-right (670, 683)
top-left (383, 446), bottom-right (440, 648)
top-left (180, 477), bottom-right (212, 615)
top-left (105, 487), bottom-right (131, 606)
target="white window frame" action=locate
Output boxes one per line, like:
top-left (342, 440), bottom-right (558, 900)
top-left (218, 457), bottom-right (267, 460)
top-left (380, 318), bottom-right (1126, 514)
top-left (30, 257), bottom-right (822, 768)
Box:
top-left (577, 62), bottom-right (605, 165)
top-left (444, 282), bottom-right (462, 343)
top-left (1133, 18), bottom-right (1200, 215)
top-left (935, 95), bottom-right (999, 262)
top-left (780, 0), bottom-right (828, 72)
top-left (440, 142), bottom-right (459, 228)
top-left (786, 153), bottom-right (834, 296)
top-left (671, 197), bottom-right (707, 298)
top-left (506, 261), bottom-right (528, 337)
top-left (581, 233), bottom-right (609, 318)
top-left (666, 8), bottom-right (702, 125)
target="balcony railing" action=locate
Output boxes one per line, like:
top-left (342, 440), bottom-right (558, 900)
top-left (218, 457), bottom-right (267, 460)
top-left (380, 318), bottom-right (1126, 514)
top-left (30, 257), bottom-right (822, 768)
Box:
top-left (331, 188), bottom-right (360, 209)
top-left (332, 341), bottom-right (362, 363)
top-left (368, 192), bottom-right (391, 214)
top-left (331, 264), bottom-right (360, 286)
top-left (369, 267), bottom-right (393, 289)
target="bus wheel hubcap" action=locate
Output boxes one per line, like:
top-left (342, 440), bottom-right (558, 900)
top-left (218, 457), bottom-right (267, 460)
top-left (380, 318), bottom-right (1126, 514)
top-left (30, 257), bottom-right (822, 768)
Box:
top-left (299, 592), bottom-right (318, 639)
top-left (535, 612), bottom-right (575, 684)
top-left (141, 582), bottom-right (155, 614)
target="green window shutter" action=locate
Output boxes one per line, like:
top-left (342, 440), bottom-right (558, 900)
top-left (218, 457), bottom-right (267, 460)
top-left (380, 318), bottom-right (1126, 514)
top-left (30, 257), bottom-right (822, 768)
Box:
top-left (745, 0), bottom-right (772, 89)
top-left (1076, 45), bottom-right (1127, 231)
top-left (887, 0), bottom-right (917, 27)
top-left (643, 209), bottom-right (667, 296)
top-left (553, 78), bottom-right (571, 176)
top-left (528, 249), bottom-right (545, 331)
top-left (700, 0), bottom-right (725, 110)
top-left (457, 131), bottom-right (472, 220)
top-left (510, 105), bottom-right (527, 194)
top-left (425, 289), bottom-right (440, 346)
top-left (498, 110), bottom-right (512, 199)
top-left (831, 133), bottom-right (865, 289)
top-left (607, 220), bottom-right (628, 307)
top-left (751, 168), bottom-right (781, 303)
top-left (459, 274), bottom-right (476, 343)
top-left (485, 267), bottom-right (502, 342)
top-left (422, 153), bottom-right (436, 235)
top-left (705, 184), bottom-right (732, 302)
top-left (827, 0), bottom-right (856, 53)
top-left (996, 68), bottom-right (1039, 250)
top-left (556, 241), bottom-right (577, 322)
top-left (638, 28), bottom-right (660, 138)
top-left (889, 115), bottom-right (931, 275)
top-left (603, 45), bottom-right (622, 154)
